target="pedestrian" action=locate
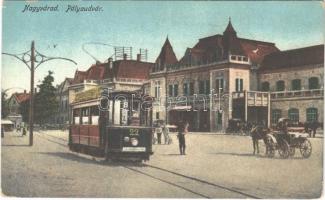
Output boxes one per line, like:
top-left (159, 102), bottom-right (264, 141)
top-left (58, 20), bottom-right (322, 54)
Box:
top-left (304, 122), bottom-right (311, 137)
top-left (22, 126), bottom-right (27, 136)
top-left (312, 120), bottom-right (318, 138)
top-left (162, 123), bottom-right (170, 144)
top-left (178, 121), bottom-right (189, 155)
top-left (16, 124), bottom-right (21, 133)
top-left (156, 122), bottom-right (162, 144)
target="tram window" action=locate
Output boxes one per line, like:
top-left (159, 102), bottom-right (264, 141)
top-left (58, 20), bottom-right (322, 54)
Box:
top-left (90, 106), bottom-right (99, 125)
top-left (81, 107), bottom-right (90, 125)
top-left (73, 109), bottom-right (81, 125)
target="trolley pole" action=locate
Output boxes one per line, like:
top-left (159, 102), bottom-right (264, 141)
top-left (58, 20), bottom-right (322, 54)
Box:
top-left (29, 41), bottom-right (35, 146)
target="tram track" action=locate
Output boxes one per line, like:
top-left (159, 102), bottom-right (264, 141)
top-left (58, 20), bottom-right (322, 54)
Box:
top-left (37, 131), bottom-right (262, 199)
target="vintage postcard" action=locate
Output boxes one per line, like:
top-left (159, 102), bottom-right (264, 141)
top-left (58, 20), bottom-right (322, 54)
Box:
top-left (1, 0), bottom-right (324, 198)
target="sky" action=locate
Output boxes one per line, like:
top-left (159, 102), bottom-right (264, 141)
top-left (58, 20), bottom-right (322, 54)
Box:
top-left (1, 1), bottom-right (324, 95)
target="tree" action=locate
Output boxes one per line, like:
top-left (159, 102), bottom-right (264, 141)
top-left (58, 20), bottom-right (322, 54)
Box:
top-left (34, 71), bottom-right (58, 125)
top-left (19, 99), bottom-right (29, 122)
top-left (1, 90), bottom-right (9, 118)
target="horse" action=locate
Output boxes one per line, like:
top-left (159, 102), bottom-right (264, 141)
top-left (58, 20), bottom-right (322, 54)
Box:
top-left (250, 125), bottom-right (271, 155)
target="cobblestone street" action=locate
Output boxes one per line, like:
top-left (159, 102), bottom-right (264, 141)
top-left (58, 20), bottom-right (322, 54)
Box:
top-left (1, 130), bottom-right (323, 198)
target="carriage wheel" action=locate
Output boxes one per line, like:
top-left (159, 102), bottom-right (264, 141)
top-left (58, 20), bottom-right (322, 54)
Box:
top-left (300, 139), bottom-right (312, 158)
top-left (289, 147), bottom-right (295, 157)
top-left (267, 146), bottom-right (275, 158)
top-left (278, 140), bottom-right (290, 159)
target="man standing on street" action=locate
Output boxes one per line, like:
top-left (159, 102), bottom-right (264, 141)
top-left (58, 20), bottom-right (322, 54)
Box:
top-left (178, 121), bottom-right (189, 155)
top-left (156, 122), bottom-right (163, 144)
top-left (162, 123), bottom-right (170, 144)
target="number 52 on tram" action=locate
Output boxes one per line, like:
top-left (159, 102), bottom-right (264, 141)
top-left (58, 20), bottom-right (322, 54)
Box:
top-left (69, 89), bottom-right (153, 162)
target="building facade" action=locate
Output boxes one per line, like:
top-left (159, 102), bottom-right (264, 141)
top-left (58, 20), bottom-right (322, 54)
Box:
top-left (259, 45), bottom-right (324, 127)
top-left (148, 20), bottom-right (324, 131)
top-left (7, 91), bottom-right (30, 127)
top-left (54, 78), bottom-right (73, 125)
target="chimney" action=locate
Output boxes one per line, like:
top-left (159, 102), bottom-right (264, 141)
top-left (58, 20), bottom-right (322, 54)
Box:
top-left (24, 90), bottom-right (26, 94)
top-left (123, 53), bottom-right (127, 60)
top-left (108, 57), bottom-right (113, 69)
top-left (137, 54), bottom-right (141, 61)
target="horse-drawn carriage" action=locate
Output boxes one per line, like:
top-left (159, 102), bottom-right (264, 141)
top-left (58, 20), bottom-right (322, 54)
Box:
top-left (265, 131), bottom-right (312, 158)
top-left (265, 118), bottom-right (312, 158)
top-left (251, 118), bottom-right (312, 159)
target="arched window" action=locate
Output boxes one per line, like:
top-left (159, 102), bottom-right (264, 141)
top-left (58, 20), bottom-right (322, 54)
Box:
top-left (309, 77), bottom-right (319, 89)
top-left (288, 108), bottom-right (299, 123)
top-left (276, 80), bottom-right (285, 91)
top-left (271, 109), bottom-right (282, 125)
top-left (291, 79), bottom-right (301, 90)
top-left (261, 82), bottom-right (270, 91)
top-left (306, 108), bottom-right (318, 122)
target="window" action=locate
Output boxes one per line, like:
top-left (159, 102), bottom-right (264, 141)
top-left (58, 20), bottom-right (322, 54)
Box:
top-left (183, 82), bottom-right (194, 96)
top-left (174, 84), bottom-right (178, 96)
top-left (169, 85), bottom-right (173, 97)
top-left (272, 109), bottom-right (281, 125)
top-left (291, 79), bottom-right (301, 90)
top-left (81, 107), bottom-right (90, 124)
top-left (306, 108), bottom-right (318, 122)
top-left (156, 112), bottom-right (160, 120)
top-left (235, 78), bottom-right (243, 92)
top-left (216, 78), bottom-right (224, 93)
top-left (73, 109), bottom-right (80, 125)
top-left (154, 81), bottom-right (160, 98)
top-left (199, 81), bottom-right (204, 94)
top-left (309, 77), bottom-right (319, 89)
top-left (190, 82), bottom-right (194, 95)
top-left (276, 80), bottom-right (285, 91)
top-left (288, 108), bottom-right (299, 123)
top-left (231, 55), bottom-right (236, 60)
top-left (199, 80), bottom-right (210, 95)
top-left (243, 57), bottom-right (248, 62)
top-left (90, 106), bottom-right (99, 125)
top-left (169, 84), bottom-right (178, 97)
top-left (261, 82), bottom-right (270, 91)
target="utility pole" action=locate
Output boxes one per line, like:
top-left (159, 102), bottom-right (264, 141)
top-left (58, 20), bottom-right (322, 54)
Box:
top-left (29, 41), bottom-right (35, 146)
top-left (3, 41), bottom-right (77, 146)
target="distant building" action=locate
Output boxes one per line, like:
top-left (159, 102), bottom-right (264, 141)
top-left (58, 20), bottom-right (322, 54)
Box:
top-left (148, 19), bottom-right (323, 131)
top-left (54, 77), bottom-right (73, 125)
top-left (7, 90), bottom-right (30, 127)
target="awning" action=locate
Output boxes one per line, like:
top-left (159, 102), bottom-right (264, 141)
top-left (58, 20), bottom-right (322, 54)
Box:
top-left (1, 119), bottom-right (14, 125)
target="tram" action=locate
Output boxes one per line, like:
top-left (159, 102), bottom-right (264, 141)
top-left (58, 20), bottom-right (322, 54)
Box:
top-left (69, 87), bottom-right (153, 161)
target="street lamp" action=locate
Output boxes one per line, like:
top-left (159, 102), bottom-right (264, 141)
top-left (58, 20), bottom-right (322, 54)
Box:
top-left (2, 41), bottom-right (77, 146)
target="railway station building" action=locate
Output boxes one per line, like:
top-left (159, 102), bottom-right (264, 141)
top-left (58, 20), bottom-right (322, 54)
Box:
top-left (148, 20), bottom-right (324, 131)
